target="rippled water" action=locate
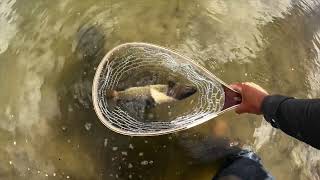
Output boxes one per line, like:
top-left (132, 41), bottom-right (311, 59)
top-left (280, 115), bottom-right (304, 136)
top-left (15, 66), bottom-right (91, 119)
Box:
top-left (1, 0), bottom-right (320, 179)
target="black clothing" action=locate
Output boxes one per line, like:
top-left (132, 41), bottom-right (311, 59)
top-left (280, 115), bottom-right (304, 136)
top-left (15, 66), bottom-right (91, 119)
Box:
top-left (213, 95), bottom-right (320, 179)
top-left (262, 95), bottom-right (320, 150)
top-left (213, 150), bottom-right (273, 180)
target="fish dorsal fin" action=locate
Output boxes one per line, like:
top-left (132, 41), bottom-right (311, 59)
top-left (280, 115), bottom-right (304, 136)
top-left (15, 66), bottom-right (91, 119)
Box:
top-left (150, 88), bottom-right (176, 104)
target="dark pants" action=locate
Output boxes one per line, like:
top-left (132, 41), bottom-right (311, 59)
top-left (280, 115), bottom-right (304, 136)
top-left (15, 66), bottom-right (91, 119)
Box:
top-left (213, 150), bottom-right (274, 180)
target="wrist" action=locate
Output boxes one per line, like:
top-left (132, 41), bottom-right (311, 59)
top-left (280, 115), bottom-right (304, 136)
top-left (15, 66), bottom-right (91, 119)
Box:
top-left (257, 94), bottom-right (268, 114)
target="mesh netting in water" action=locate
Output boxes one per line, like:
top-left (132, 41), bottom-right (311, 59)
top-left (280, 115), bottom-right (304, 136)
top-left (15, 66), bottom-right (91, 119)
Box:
top-left (92, 43), bottom-right (236, 136)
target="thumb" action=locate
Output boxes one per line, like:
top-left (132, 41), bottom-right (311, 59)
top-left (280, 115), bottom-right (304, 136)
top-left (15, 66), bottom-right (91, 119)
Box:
top-left (235, 103), bottom-right (247, 114)
top-left (229, 83), bottom-right (243, 93)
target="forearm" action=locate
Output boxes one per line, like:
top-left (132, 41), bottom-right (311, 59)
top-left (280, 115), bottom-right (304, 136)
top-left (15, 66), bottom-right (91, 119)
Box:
top-left (262, 95), bottom-right (320, 149)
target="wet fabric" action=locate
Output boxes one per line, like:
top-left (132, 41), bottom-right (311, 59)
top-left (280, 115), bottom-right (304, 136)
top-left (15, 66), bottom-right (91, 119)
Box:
top-left (212, 95), bottom-right (320, 179)
top-left (212, 150), bottom-right (274, 180)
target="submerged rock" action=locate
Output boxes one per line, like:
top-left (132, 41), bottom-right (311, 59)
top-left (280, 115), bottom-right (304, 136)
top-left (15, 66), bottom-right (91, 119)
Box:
top-left (74, 25), bottom-right (106, 62)
top-left (60, 24), bottom-right (107, 110)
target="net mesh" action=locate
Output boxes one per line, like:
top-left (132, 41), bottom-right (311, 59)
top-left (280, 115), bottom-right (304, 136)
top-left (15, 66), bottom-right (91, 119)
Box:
top-left (92, 43), bottom-right (225, 136)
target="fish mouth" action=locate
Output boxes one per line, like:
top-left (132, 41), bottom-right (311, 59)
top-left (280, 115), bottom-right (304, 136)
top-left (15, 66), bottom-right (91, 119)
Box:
top-left (170, 85), bottom-right (197, 100)
top-left (179, 86), bottom-right (197, 99)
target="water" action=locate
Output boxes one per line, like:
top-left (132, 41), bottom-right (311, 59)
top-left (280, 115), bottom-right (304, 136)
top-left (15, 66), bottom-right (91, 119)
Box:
top-left (0, 0), bottom-right (320, 179)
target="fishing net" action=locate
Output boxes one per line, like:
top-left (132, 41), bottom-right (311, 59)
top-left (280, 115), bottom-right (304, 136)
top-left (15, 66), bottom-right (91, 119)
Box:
top-left (92, 43), bottom-right (237, 136)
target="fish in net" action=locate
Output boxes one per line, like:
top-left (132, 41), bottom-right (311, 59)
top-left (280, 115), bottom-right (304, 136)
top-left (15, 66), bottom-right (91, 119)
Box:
top-left (92, 42), bottom-right (241, 136)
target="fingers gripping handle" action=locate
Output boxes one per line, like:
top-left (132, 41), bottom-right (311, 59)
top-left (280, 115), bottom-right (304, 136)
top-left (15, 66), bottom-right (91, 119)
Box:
top-left (222, 85), bottom-right (242, 110)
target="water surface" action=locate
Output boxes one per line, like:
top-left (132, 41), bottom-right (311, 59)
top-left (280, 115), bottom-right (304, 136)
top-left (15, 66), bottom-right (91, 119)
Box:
top-left (1, 0), bottom-right (320, 179)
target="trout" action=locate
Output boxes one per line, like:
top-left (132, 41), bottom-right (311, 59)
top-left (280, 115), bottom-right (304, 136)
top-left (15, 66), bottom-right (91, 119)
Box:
top-left (107, 81), bottom-right (197, 109)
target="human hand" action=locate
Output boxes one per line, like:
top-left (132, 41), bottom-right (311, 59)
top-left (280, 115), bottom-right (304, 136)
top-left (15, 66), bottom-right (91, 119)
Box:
top-left (229, 82), bottom-right (268, 114)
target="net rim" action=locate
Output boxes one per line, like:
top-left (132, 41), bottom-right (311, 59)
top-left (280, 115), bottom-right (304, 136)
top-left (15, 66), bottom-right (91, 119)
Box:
top-left (92, 42), bottom-right (239, 136)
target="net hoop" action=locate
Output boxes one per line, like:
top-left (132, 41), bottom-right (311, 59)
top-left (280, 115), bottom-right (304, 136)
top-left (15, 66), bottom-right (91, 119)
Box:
top-left (92, 42), bottom-right (238, 136)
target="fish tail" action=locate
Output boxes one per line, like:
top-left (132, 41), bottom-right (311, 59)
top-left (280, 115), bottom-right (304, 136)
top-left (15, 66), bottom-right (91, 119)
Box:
top-left (106, 90), bottom-right (118, 99)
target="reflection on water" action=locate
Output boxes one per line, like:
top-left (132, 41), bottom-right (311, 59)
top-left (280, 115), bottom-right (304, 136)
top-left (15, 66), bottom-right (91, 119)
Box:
top-left (0, 0), bottom-right (320, 179)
